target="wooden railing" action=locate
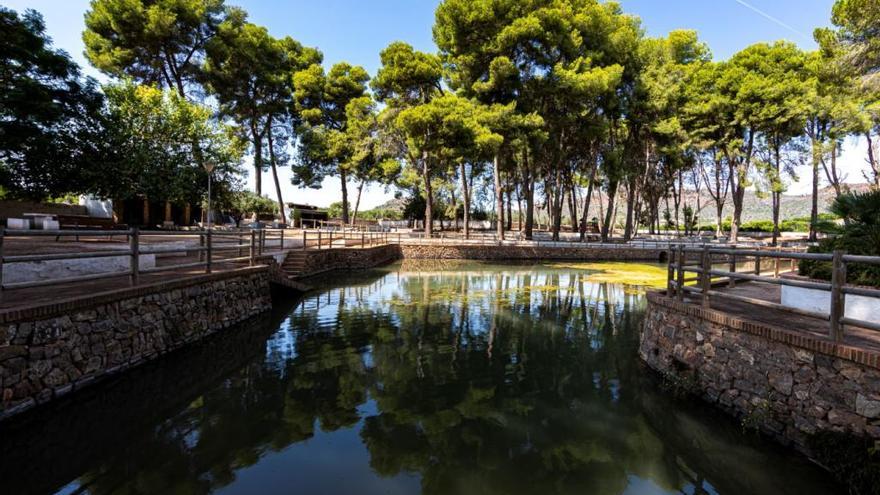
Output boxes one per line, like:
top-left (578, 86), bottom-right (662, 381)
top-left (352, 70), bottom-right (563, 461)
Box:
top-left (666, 245), bottom-right (880, 340)
top-left (300, 228), bottom-right (737, 251)
top-left (0, 228), bottom-right (289, 299)
top-left (301, 230), bottom-right (391, 250)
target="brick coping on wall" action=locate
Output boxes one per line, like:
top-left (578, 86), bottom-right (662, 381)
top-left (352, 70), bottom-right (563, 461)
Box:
top-left (646, 291), bottom-right (880, 370)
top-left (0, 266), bottom-right (271, 325)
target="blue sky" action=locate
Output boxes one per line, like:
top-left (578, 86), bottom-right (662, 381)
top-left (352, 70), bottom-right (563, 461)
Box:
top-left (5, 0), bottom-right (857, 207)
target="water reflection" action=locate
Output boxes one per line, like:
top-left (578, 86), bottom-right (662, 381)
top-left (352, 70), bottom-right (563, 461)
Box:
top-left (0, 261), bottom-right (838, 495)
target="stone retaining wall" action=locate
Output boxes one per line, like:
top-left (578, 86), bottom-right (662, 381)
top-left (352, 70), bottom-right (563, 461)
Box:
top-left (640, 292), bottom-right (880, 452)
top-left (299, 245), bottom-right (402, 278)
top-left (0, 268), bottom-right (273, 419)
top-left (399, 244), bottom-right (666, 262)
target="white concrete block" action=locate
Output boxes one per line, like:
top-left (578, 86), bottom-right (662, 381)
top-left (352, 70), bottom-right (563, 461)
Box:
top-left (782, 285), bottom-right (880, 322)
top-left (7, 218), bottom-right (29, 230)
top-left (3, 252), bottom-right (156, 284)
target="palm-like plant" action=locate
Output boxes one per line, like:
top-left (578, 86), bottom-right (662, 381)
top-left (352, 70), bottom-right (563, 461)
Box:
top-left (801, 190), bottom-right (880, 286)
top-left (829, 190), bottom-right (880, 256)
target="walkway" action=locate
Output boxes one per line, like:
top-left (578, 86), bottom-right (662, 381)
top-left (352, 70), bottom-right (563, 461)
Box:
top-left (685, 282), bottom-right (880, 353)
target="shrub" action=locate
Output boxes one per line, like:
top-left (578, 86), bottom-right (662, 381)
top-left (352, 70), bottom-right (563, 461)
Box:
top-left (799, 191), bottom-right (880, 287)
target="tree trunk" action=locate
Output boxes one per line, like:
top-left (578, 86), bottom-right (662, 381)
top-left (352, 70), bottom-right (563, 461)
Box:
top-left (810, 137), bottom-right (821, 241)
top-left (252, 125), bottom-right (263, 196)
top-left (340, 170), bottom-right (350, 225)
top-left (524, 150), bottom-right (535, 240)
top-left (601, 182), bottom-right (618, 242)
top-left (267, 124), bottom-right (287, 225)
top-left (506, 177), bottom-right (513, 231)
top-left (423, 153), bottom-right (433, 237)
top-left (352, 179), bottom-right (365, 226)
top-left (460, 162), bottom-right (470, 239)
top-left (580, 164), bottom-right (597, 242)
top-left (493, 154), bottom-right (505, 240)
top-left (771, 144), bottom-right (782, 246)
top-left (868, 132), bottom-right (880, 187)
top-left (551, 170), bottom-right (564, 241)
top-left (623, 175), bottom-right (637, 241)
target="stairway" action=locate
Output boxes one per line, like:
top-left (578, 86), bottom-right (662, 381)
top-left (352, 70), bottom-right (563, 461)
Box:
top-left (281, 250), bottom-right (310, 278)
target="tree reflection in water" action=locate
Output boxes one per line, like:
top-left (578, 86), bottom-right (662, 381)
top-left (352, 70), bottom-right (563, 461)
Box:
top-left (2, 261), bottom-right (840, 495)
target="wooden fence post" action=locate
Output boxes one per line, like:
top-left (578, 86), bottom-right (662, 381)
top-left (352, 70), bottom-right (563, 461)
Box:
top-left (0, 228), bottom-right (6, 301)
top-left (206, 230), bottom-right (213, 274)
top-left (701, 245), bottom-right (711, 309)
top-left (250, 230), bottom-right (256, 266)
top-left (830, 250), bottom-right (847, 342)
top-left (667, 245), bottom-right (676, 297)
top-left (318, 231), bottom-right (322, 249)
top-left (302, 230), bottom-right (307, 250)
top-left (754, 253), bottom-right (761, 275)
top-left (728, 251), bottom-right (737, 288)
top-left (676, 246), bottom-right (686, 301)
top-left (130, 227), bottom-right (140, 286)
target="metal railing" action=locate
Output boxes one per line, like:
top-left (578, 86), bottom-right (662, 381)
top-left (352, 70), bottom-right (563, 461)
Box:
top-left (666, 244), bottom-right (880, 340)
top-left (0, 228), bottom-right (288, 299)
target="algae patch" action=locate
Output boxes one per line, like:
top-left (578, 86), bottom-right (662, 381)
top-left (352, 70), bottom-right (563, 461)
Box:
top-left (550, 262), bottom-right (668, 289)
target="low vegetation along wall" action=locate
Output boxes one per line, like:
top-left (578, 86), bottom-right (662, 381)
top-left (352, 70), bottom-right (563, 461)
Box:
top-left (0, 267), bottom-right (273, 420)
top-left (640, 292), bottom-right (880, 453)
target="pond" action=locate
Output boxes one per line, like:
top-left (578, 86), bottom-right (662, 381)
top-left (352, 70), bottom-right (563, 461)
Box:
top-left (0, 261), bottom-right (840, 495)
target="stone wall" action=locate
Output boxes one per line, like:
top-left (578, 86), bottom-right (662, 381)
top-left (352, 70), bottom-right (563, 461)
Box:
top-left (0, 267), bottom-right (273, 419)
top-left (299, 244), bottom-right (402, 278)
top-left (640, 292), bottom-right (880, 452)
top-left (399, 244), bottom-right (666, 262)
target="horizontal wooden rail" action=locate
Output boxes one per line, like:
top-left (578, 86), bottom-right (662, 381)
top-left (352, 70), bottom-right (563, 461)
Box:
top-left (0, 227), bottom-right (269, 299)
top-left (667, 244), bottom-right (880, 342)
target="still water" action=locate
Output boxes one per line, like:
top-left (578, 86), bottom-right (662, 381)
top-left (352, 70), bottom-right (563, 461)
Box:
top-left (1, 261), bottom-right (839, 495)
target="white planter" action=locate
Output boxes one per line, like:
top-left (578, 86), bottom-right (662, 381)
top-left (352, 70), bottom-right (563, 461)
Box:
top-left (781, 284), bottom-right (880, 322)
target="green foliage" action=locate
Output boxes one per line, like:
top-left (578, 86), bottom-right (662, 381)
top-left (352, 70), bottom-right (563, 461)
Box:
top-left (800, 190), bottom-right (880, 286)
top-left (828, 0), bottom-right (880, 82)
top-left (0, 7), bottom-right (107, 200)
top-left (807, 430), bottom-right (880, 495)
top-left (83, 0), bottom-right (235, 96)
top-left (99, 80), bottom-right (243, 204)
top-left (202, 16), bottom-right (321, 196)
top-left (696, 214), bottom-right (840, 234)
top-left (222, 190), bottom-right (277, 221)
top-left (358, 207), bottom-right (402, 221)
top-left (326, 201), bottom-right (346, 220)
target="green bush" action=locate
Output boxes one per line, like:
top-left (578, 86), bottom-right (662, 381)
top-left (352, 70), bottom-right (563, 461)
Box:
top-left (697, 214), bottom-right (840, 234)
top-left (807, 431), bottom-right (880, 495)
top-left (799, 191), bottom-right (880, 287)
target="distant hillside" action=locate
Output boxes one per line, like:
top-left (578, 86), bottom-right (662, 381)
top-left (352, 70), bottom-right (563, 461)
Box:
top-left (577, 184), bottom-right (871, 225)
top-left (364, 184), bottom-right (871, 225)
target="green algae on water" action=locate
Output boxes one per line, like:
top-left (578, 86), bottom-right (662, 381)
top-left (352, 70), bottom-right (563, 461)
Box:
top-left (549, 262), bottom-right (668, 289)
